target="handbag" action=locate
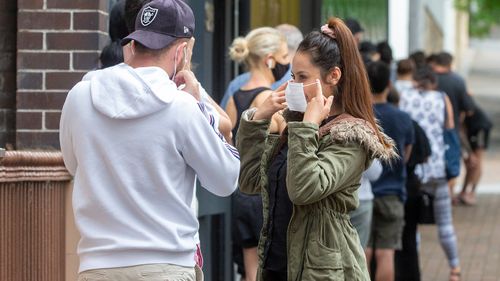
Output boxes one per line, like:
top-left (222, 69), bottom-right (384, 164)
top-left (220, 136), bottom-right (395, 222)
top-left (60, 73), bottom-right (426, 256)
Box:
top-left (442, 93), bottom-right (461, 179)
top-left (417, 190), bottom-right (435, 224)
top-left (443, 128), bottom-right (461, 179)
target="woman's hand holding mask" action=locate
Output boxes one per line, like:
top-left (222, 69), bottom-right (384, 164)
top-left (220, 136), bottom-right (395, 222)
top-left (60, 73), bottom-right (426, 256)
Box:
top-left (303, 79), bottom-right (334, 125)
top-left (252, 82), bottom-right (288, 121)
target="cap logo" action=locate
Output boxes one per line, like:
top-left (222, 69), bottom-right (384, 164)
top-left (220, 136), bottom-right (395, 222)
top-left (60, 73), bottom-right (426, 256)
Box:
top-left (141, 6), bottom-right (158, 26)
top-left (183, 26), bottom-right (189, 34)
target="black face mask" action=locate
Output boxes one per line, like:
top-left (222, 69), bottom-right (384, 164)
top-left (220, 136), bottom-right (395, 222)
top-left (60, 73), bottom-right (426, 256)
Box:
top-left (271, 62), bottom-right (290, 82)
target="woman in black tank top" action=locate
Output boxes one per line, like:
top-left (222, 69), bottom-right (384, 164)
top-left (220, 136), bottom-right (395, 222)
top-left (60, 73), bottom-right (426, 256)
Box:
top-left (231, 87), bottom-right (270, 137)
top-left (225, 27), bottom-right (290, 281)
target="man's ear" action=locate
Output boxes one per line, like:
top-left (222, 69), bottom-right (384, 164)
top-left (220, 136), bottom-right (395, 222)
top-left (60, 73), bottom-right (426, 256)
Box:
top-left (174, 41), bottom-right (188, 63)
top-left (130, 40), bottom-right (136, 56)
top-left (326, 66), bottom-right (342, 85)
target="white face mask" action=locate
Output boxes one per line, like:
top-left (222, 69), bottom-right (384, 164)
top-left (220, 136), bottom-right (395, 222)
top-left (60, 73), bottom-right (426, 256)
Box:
top-left (285, 81), bottom-right (318, 112)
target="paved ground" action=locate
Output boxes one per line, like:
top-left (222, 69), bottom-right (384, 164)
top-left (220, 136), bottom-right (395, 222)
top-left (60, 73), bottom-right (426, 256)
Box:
top-left (420, 195), bottom-right (500, 281)
top-left (419, 39), bottom-right (500, 281)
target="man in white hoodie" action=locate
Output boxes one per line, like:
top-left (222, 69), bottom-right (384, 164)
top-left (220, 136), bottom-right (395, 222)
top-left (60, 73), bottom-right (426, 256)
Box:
top-left (60, 0), bottom-right (240, 280)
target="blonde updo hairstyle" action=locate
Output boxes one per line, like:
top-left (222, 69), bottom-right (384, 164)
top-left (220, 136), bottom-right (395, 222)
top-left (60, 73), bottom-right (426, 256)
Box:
top-left (229, 27), bottom-right (285, 70)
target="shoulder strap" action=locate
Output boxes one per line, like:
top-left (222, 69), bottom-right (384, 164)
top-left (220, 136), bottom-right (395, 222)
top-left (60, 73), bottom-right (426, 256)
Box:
top-left (251, 86), bottom-right (272, 98)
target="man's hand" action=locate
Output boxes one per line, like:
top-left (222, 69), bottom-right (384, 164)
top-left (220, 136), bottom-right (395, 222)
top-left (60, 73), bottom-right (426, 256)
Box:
top-left (174, 70), bottom-right (200, 101)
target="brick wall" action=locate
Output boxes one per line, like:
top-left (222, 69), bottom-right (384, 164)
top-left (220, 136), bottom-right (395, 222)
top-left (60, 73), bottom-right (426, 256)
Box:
top-left (16, 0), bottom-right (109, 149)
top-left (0, 1), bottom-right (17, 149)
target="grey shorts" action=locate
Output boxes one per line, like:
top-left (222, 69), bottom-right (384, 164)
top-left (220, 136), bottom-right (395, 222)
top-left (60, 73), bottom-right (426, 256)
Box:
top-left (78, 264), bottom-right (203, 281)
top-left (350, 199), bottom-right (373, 248)
top-left (368, 195), bottom-right (405, 250)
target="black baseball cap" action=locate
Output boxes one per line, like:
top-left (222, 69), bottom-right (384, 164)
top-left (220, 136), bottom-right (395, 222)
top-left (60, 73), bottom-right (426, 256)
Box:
top-left (121, 0), bottom-right (195, 50)
top-left (345, 18), bottom-right (364, 35)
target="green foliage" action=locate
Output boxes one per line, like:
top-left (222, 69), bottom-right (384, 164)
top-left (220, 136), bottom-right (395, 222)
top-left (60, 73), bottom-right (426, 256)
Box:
top-left (456, 0), bottom-right (500, 37)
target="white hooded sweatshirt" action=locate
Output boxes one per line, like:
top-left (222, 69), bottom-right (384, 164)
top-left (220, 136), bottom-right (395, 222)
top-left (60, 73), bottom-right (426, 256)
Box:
top-left (60, 63), bottom-right (239, 272)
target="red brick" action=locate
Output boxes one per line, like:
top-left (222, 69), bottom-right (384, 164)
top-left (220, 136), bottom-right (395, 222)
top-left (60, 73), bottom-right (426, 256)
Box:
top-left (73, 12), bottom-right (107, 32)
top-left (46, 32), bottom-right (108, 51)
top-left (45, 72), bottom-right (86, 90)
top-left (16, 132), bottom-right (60, 149)
top-left (17, 72), bottom-right (43, 90)
top-left (73, 52), bottom-right (100, 70)
top-left (18, 12), bottom-right (71, 30)
top-left (18, 0), bottom-right (43, 10)
top-left (16, 111), bottom-right (42, 130)
top-left (18, 52), bottom-right (70, 70)
top-left (45, 112), bottom-right (61, 130)
top-left (47, 0), bottom-right (106, 10)
top-left (17, 32), bottom-right (43, 50)
top-left (17, 92), bottom-right (67, 110)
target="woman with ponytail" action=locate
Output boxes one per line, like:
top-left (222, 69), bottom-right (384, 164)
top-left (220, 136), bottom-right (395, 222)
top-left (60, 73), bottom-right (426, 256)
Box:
top-left (236, 18), bottom-right (396, 280)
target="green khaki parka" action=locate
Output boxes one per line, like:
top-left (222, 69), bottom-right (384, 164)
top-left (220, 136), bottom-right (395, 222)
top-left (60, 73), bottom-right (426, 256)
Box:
top-left (236, 109), bottom-right (396, 281)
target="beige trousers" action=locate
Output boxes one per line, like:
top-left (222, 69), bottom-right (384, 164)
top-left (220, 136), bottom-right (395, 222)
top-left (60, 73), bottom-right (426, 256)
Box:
top-left (78, 263), bottom-right (204, 281)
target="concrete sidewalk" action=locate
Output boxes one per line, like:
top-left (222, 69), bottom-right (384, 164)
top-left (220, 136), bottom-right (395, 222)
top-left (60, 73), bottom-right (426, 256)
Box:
top-left (420, 195), bottom-right (500, 281)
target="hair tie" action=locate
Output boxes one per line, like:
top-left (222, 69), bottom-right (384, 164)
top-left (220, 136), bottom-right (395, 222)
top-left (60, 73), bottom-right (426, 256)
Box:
top-left (320, 24), bottom-right (336, 39)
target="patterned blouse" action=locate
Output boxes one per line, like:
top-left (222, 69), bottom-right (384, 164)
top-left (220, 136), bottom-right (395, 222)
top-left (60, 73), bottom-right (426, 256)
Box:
top-left (397, 81), bottom-right (447, 183)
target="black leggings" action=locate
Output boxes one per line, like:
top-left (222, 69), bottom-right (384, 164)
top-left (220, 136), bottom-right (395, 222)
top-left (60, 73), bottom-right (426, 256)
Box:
top-left (395, 190), bottom-right (421, 281)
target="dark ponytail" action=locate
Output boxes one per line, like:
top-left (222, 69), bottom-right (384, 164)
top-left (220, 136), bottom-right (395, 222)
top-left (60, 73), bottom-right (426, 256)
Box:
top-left (297, 17), bottom-right (390, 148)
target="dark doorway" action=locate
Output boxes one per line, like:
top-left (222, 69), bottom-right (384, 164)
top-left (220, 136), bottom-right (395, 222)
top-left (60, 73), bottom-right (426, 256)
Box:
top-left (188, 0), bottom-right (235, 280)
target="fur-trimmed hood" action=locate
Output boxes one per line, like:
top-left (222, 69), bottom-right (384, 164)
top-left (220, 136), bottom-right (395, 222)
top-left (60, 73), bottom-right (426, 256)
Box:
top-left (319, 113), bottom-right (397, 162)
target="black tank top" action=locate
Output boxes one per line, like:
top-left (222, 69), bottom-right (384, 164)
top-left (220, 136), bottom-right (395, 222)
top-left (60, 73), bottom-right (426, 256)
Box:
top-left (232, 87), bottom-right (270, 138)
